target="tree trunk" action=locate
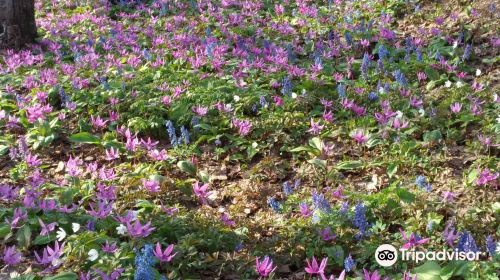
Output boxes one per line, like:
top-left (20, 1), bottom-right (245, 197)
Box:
top-left (0, 0), bottom-right (37, 50)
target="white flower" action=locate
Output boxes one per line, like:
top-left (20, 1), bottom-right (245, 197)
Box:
top-left (291, 92), bottom-right (298, 99)
top-left (252, 142), bottom-right (258, 148)
top-left (456, 81), bottom-right (464, 88)
top-left (395, 110), bottom-right (403, 118)
top-left (233, 95), bottom-right (240, 102)
top-left (493, 93), bottom-right (498, 102)
top-left (418, 108), bottom-right (426, 117)
top-left (72, 223), bottom-right (81, 233)
top-left (452, 41), bottom-right (458, 49)
top-left (497, 115), bottom-right (500, 124)
top-left (445, 80), bottom-right (452, 88)
top-left (10, 272), bottom-right (20, 279)
top-left (88, 249), bottom-right (99, 261)
top-left (495, 242), bottom-right (500, 255)
top-left (56, 227), bottom-right (67, 241)
top-left (116, 224), bottom-right (127, 235)
top-left (378, 87), bottom-right (385, 94)
top-left (475, 69), bottom-right (481, 76)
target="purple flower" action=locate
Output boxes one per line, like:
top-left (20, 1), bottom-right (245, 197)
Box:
top-left (5, 208), bottom-right (27, 228)
top-left (319, 227), bottom-right (336, 241)
top-left (255, 256), bottom-right (276, 277)
top-left (305, 256), bottom-right (328, 275)
top-left (105, 147), bottom-right (120, 161)
top-left (232, 119), bottom-right (252, 136)
top-left (450, 102), bottom-right (462, 113)
top-left (126, 220), bottom-right (155, 238)
top-left (308, 118), bottom-right (325, 135)
top-left (39, 218), bottom-right (58, 236)
top-left (142, 179), bottom-right (160, 193)
top-left (153, 242), bottom-right (176, 263)
top-left (35, 241), bottom-right (64, 267)
top-left (363, 269), bottom-right (385, 280)
top-left (321, 270), bottom-right (346, 280)
top-left (351, 129), bottom-right (369, 144)
top-left (66, 156), bottom-right (82, 177)
top-left (193, 181), bottom-right (211, 204)
top-left (220, 213), bottom-right (236, 227)
top-left (442, 223), bottom-right (459, 247)
top-left (402, 272), bottom-right (417, 280)
top-left (400, 229), bottom-right (429, 249)
top-left (476, 168), bottom-right (499, 187)
top-left (102, 241), bottom-right (118, 254)
top-left (299, 202), bottom-right (312, 218)
top-left (2, 245), bottom-right (22, 266)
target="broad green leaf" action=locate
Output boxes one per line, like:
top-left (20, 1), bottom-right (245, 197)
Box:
top-left (387, 163), bottom-right (398, 178)
top-left (177, 161), bottom-right (196, 175)
top-left (16, 224), bottom-right (32, 249)
top-left (423, 130), bottom-right (442, 143)
top-left (336, 160), bottom-right (363, 170)
top-left (308, 158), bottom-right (327, 169)
top-left (69, 132), bottom-right (101, 144)
top-left (0, 224), bottom-right (10, 238)
top-left (34, 234), bottom-right (56, 245)
top-left (308, 137), bottom-right (323, 152)
top-left (414, 261), bottom-right (442, 280)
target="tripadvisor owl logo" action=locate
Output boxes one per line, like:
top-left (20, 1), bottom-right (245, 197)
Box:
top-left (375, 244), bottom-right (398, 267)
top-left (375, 244), bottom-right (485, 266)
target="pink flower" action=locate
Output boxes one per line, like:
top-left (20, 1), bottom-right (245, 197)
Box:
top-left (476, 168), bottom-right (499, 187)
top-left (441, 191), bottom-right (457, 203)
top-left (255, 256), bottom-right (276, 277)
top-left (308, 119), bottom-right (324, 135)
top-left (305, 256), bottom-right (328, 275)
top-left (321, 270), bottom-right (345, 280)
top-left (142, 179), bottom-right (160, 193)
top-left (299, 202), bottom-right (312, 218)
top-left (450, 102), bottom-right (462, 113)
top-left (193, 181), bottom-right (211, 204)
top-left (232, 119), bottom-right (252, 136)
top-left (192, 105), bottom-right (208, 116)
top-left (363, 269), bottom-right (384, 280)
top-left (105, 147), bottom-right (120, 161)
top-left (153, 242), bottom-right (176, 263)
top-left (149, 149), bottom-right (168, 161)
top-left (351, 129), bottom-right (369, 144)
top-left (126, 220), bottom-right (155, 238)
top-left (400, 229), bottom-right (429, 249)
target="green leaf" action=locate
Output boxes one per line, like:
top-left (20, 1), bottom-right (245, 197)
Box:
top-left (33, 234), bottom-right (56, 245)
top-left (423, 130), bottom-right (442, 143)
top-left (335, 160), bottom-right (363, 170)
top-left (0, 145), bottom-right (8, 155)
top-left (0, 224), bottom-right (10, 238)
top-left (308, 158), bottom-right (327, 169)
top-left (467, 169), bottom-right (479, 185)
top-left (16, 224), bottom-right (32, 249)
top-left (290, 146), bottom-right (314, 153)
top-left (308, 137), bottom-right (323, 152)
top-left (414, 261), bottom-right (442, 280)
top-left (69, 132), bottom-right (101, 144)
top-left (440, 261), bottom-right (468, 280)
top-left (395, 187), bottom-right (415, 203)
top-left (424, 67), bottom-right (440, 80)
top-left (387, 163), bottom-right (398, 178)
top-left (43, 272), bottom-right (78, 280)
top-left (177, 161), bottom-right (196, 175)
top-left (426, 80), bottom-right (437, 91)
